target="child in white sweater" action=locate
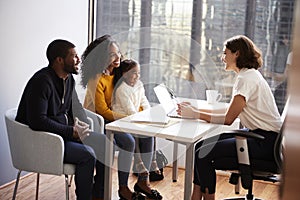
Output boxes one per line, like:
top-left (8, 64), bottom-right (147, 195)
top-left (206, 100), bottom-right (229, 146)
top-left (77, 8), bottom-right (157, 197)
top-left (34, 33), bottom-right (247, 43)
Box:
top-left (112, 59), bottom-right (162, 199)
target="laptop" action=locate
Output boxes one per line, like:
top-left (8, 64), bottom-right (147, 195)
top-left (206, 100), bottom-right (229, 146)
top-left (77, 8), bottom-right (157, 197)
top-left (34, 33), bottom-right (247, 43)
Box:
top-left (153, 84), bottom-right (182, 118)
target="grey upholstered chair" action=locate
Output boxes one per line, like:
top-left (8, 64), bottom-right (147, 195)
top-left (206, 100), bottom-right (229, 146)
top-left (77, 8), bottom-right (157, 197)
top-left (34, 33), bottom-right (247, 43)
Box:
top-left (4, 108), bottom-right (104, 200)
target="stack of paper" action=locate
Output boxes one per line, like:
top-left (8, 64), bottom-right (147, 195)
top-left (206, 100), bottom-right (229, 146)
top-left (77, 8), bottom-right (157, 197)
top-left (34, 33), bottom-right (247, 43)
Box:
top-left (130, 113), bottom-right (170, 125)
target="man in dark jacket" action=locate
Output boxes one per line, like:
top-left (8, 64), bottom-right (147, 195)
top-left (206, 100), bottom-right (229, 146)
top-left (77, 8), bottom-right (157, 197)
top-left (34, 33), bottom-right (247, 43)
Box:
top-left (16, 39), bottom-right (106, 200)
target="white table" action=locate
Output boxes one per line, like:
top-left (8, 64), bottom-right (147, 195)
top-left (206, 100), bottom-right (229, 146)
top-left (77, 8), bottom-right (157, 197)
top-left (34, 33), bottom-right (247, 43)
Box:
top-left (104, 99), bottom-right (240, 200)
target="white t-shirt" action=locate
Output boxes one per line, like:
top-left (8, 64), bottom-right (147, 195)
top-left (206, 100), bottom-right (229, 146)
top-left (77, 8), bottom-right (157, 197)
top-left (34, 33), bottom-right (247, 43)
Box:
top-left (286, 52), bottom-right (293, 65)
top-left (232, 68), bottom-right (282, 132)
top-left (112, 80), bottom-right (150, 116)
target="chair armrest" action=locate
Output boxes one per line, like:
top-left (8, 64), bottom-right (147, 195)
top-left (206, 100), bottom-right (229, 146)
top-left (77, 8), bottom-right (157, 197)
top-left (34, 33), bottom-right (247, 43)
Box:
top-left (221, 129), bottom-right (266, 166)
top-left (87, 116), bottom-right (94, 131)
top-left (222, 129), bottom-right (263, 190)
top-left (222, 130), bottom-right (265, 140)
top-left (84, 108), bottom-right (105, 134)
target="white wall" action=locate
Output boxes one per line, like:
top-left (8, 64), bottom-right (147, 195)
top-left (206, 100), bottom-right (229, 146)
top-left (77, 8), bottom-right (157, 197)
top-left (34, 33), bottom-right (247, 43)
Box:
top-left (0, 0), bottom-right (88, 185)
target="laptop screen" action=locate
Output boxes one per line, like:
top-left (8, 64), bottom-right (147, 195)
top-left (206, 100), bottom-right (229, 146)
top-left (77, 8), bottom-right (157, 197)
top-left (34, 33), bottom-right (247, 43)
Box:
top-left (153, 84), bottom-right (173, 105)
top-left (153, 84), bottom-right (178, 113)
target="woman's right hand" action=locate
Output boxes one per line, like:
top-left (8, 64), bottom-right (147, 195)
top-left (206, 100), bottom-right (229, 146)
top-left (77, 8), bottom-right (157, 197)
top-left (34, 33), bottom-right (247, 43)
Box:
top-left (177, 102), bottom-right (198, 119)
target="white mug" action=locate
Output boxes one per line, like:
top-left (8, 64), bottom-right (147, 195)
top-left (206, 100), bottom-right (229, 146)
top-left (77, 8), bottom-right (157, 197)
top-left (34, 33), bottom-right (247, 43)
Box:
top-left (206, 90), bottom-right (222, 104)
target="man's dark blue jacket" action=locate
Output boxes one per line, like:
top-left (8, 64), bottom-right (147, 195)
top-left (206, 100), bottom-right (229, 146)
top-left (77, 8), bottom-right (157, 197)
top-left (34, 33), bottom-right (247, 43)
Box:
top-left (16, 66), bottom-right (87, 141)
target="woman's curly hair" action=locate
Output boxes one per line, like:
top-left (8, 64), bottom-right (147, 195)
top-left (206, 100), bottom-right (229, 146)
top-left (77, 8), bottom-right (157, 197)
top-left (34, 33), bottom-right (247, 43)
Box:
top-left (80, 35), bottom-right (119, 88)
top-left (224, 35), bottom-right (263, 70)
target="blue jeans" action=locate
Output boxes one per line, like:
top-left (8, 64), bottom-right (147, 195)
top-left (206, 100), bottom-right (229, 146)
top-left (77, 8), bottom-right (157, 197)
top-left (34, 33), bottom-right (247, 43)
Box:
top-left (114, 132), bottom-right (135, 186)
top-left (135, 136), bottom-right (154, 168)
top-left (112, 133), bottom-right (154, 185)
top-left (193, 129), bottom-right (277, 194)
top-left (64, 132), bottom-right (106, 200)
top-left (135, 136), bottom-right (154, 181)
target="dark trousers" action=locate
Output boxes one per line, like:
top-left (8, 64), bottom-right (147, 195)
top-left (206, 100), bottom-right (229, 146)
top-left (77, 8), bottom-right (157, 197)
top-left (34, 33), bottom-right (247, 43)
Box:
top-left (113, 132), bottom-right (135, 186)
top-left (64, 132), bottom-right (107, 200)
top-left (134, 136), bottom-right (154, 170)
top-left (193, 129), bottom-right (277, 194)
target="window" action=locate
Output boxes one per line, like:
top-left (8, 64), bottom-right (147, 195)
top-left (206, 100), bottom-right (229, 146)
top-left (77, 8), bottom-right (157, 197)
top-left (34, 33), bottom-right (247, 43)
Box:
top-left (92, 0), bottom-right (295, 113)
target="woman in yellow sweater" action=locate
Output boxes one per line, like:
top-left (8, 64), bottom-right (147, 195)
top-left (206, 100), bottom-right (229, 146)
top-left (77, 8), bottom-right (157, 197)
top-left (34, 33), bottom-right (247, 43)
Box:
top-left (80, 35), bottom-right (161, 200)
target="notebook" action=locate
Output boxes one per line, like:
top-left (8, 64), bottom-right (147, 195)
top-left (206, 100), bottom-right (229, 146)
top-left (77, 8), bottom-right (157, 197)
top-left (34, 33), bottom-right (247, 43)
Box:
top-left (130, 111), bottom-right (170, 125)
top-left (153, 84), bottom-right (181, 118)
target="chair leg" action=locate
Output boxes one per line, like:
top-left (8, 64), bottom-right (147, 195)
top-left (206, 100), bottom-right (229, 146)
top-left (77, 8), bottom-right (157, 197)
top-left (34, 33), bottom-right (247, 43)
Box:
top-left (246, 184), bottom-right (254, 200)
top-left (68, 175), bottom-right (73, 187)
top-left (12, 170), bottom-right (22, 200)
top-left (65, 175), bottom-right (70, 200)
top-left (35, 173), bottom-right (40, 200)
top-left (234, 177), bottom-right (240, 194)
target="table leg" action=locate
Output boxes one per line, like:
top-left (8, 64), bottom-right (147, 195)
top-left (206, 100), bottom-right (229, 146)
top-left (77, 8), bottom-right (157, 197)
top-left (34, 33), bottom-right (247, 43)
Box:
top-left (172, 142), bottom-right (178, 182)
top-left (104, 130), bottom-right (114, 200)
top-left (184, 143), bottom-right (194, 200)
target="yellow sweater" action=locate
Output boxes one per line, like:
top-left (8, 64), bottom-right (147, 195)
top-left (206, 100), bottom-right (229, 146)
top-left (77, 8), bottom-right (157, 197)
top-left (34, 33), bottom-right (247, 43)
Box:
top-left (83, 73), bottom-right (126, 122)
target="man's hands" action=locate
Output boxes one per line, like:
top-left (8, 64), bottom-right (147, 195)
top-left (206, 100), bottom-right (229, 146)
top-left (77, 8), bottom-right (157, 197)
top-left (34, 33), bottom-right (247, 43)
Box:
top-left (73, 117), bottom-right (91, 141)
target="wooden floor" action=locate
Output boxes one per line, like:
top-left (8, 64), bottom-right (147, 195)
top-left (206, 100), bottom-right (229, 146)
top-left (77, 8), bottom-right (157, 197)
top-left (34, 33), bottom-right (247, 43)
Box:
top-left (0, 167), bottom-right (280, 200)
